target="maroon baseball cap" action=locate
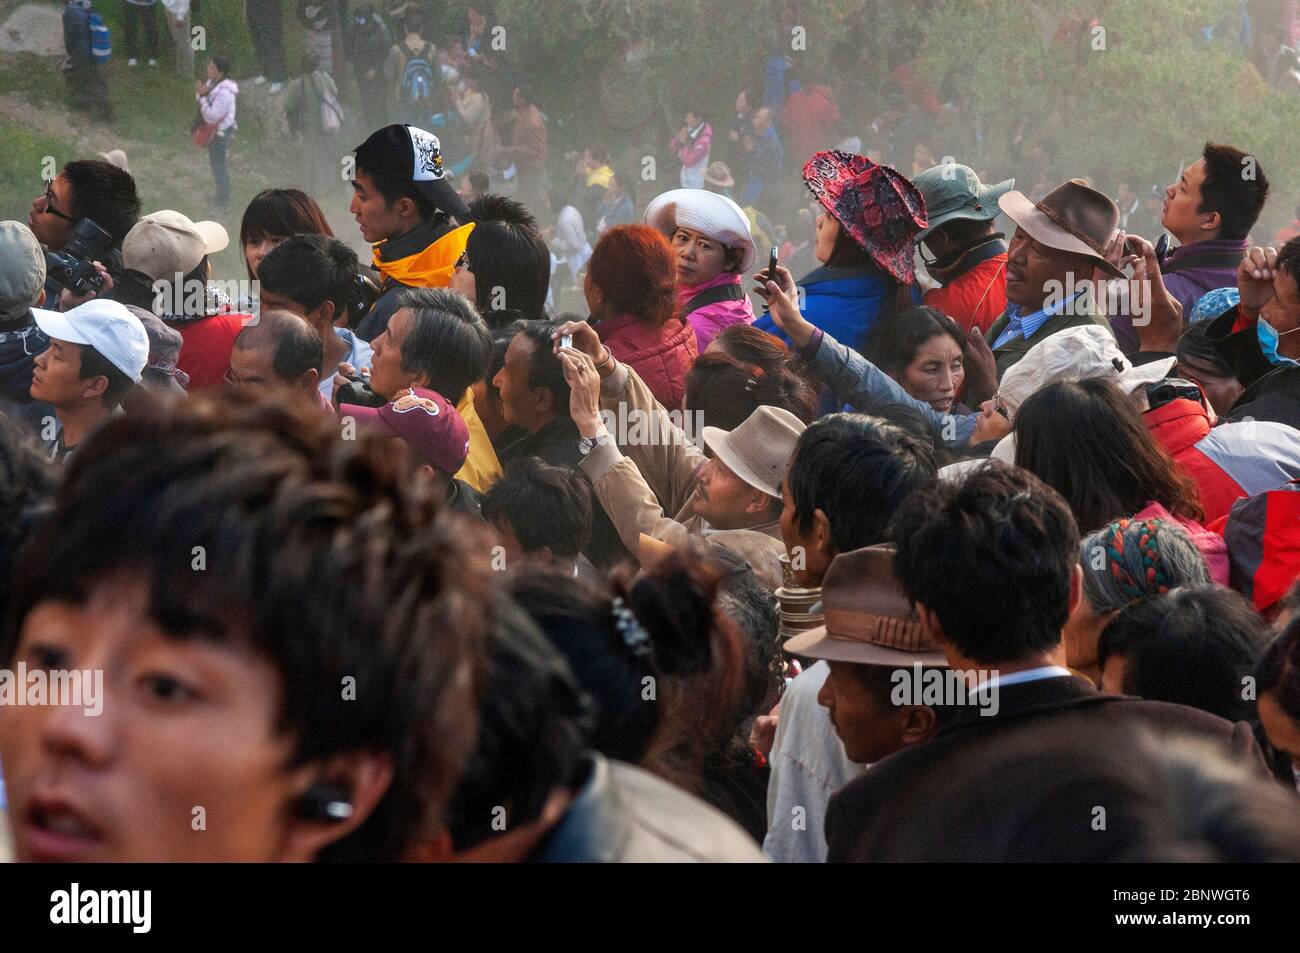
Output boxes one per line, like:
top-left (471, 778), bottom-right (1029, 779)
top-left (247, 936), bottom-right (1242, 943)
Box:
top-left (341, 386), bottom-right (470, 475)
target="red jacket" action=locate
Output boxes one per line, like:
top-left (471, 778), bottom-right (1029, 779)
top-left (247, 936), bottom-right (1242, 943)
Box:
top-left (923, 254), bottom-right (1008, 336)
top-left (1144, 397), bottom-right (1300, 525)
top-left (1216, 481), bottom-right (1300, 613)
top-left (779, 84), bottom-right (840, 169)
top-left (167, 312), bottom-right (249, 391)
top-left (598, 313), bottom-right (698, 410)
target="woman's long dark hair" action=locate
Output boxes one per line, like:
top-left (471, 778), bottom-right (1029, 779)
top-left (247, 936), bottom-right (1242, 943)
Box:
top-left (864, 304), bottom-right (966, 379)
top-left (1014, 377), bottom-right (1204, 532)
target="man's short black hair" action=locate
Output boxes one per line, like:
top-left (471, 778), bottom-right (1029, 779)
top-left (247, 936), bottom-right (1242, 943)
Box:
top-left (1098, 587), bottom-right (1268, 722)
top-left (0, 414), bottom-right (57, 624)
top-left (463, 194), bottom-right (550, 320)
top-left (257, 234), bottom-right (359, 319)
top-left (62, 159), bottom-right (141, 248)
top-left (481, 456), bottom-right (592, 559)
top-left (891, 462), bottom-right (1080, 665)
top-left (514, 319), bottom-right (569, 411)
top-left (235, 309), bottom-right (325, 382)
top-left (2, 396), bottom-right (491, 862)
top-left (1199, 142), bottom-right (1269, 241)
top-left (788, 413), bottom-right (937, 553)
top-left (77, 343), bottom-right (135, 408)
top-left (468, 170), bottom-right (491, 194)
top-left (396, 287), bottom-right (492, 400)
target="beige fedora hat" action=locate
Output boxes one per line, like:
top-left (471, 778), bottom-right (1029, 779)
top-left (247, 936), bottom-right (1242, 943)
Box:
top-left (785, 545), bottom-right (948, 667)
top-left (702, 405), bottom-right (806, 499)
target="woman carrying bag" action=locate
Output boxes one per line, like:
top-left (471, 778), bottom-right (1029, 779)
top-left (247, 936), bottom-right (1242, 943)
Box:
top-left (195, 55), bottom-right (239, 214)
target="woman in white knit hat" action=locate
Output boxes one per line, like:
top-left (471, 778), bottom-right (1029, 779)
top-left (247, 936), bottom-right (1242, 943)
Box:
top-left (645, 188), bottom-right (757, 351)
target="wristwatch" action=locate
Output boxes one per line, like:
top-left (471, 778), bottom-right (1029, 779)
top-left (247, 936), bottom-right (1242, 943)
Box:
top-left (578, 432), bottom-right (610, 456)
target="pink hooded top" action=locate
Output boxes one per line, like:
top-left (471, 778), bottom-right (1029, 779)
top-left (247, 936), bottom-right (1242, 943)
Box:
top-left (679, 272), bottom-right (755, 352)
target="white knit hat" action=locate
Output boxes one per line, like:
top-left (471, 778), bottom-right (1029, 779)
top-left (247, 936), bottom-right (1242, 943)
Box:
top-left (644, 189), bottom-right (757, 271)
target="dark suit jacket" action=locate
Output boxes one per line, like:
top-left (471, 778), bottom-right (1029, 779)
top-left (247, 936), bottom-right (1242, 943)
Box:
top-left (825, 675), bottom-right (1264, 862)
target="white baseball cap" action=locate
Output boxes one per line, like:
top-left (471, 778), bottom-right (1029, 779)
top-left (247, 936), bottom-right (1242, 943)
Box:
top-left (123, 210), bottom-right (229, 281)
top-left (997, 325), bottom-right (1176, 419)
top-left (33, 299), bottom-right (149, 382)
top-left (991, 325), bottom-right (1177, 463)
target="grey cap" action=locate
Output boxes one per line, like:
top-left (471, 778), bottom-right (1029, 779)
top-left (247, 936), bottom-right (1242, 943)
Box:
top-left (0, 220), bottom-right (47, 321)
top-left (124, 304), bottom-right (188, 393)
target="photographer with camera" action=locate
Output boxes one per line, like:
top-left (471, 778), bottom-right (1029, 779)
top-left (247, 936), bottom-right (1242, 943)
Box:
top-left (28, 159), bottom-right (141, 312)
top-left (256, 234), bottom-right (373, 406)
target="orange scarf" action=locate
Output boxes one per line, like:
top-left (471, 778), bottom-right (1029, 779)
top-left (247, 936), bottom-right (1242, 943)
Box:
top-left (372, 222), bottom-right (475, 289)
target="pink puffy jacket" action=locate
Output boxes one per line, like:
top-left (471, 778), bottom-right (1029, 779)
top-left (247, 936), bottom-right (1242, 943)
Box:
top-left (680, 272), bottom-right (756, 352)
top-left (598, 312), bottom-right (699, 410)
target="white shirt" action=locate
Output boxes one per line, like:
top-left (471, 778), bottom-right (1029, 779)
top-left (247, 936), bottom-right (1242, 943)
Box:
top-left (763, 661), bottom-right (863, 863)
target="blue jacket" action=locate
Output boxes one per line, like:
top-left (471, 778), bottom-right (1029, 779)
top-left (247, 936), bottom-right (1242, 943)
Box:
top-left (741, 126), bottom-right (783, 206)
top-left (754, 264), bottom-right (903, 352)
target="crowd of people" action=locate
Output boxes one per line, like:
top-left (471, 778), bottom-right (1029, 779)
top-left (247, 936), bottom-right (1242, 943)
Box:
top-left (5, 2), bottom-right (1300, 864)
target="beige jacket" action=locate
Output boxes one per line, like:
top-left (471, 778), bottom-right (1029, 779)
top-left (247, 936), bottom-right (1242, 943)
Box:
top-left (579, 358), bottom-right (787, 589)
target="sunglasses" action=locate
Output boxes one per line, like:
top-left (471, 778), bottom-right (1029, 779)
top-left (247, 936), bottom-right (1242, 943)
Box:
top-left (41, 181), bottom-right (78, 225)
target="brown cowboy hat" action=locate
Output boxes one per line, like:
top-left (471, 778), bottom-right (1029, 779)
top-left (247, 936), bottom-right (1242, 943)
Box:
top-left (998, 179), bottom-right (1126, 279)
top-left (784, 545), bottom-right (948, 667)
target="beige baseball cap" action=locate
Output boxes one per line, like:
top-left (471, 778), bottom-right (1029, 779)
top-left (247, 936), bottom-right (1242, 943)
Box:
top-left (123, 210), bottom-right (229, 281)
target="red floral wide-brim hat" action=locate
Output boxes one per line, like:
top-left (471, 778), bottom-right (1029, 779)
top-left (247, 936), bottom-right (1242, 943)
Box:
top-left (802, 150), bottom-right (928, 284)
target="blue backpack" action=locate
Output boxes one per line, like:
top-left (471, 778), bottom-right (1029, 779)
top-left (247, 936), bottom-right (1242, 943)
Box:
top-left (89, 11), bottom-right (111, 63)
top-left (401, 43), bottom-right (436, 106)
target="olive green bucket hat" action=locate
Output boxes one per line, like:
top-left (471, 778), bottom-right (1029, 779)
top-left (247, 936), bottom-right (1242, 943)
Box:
top-left (913, 162), bottom-right (1014, 242)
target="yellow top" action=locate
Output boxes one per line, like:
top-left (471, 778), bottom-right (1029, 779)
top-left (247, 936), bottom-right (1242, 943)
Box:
top-left (372, 221), bottom-right (476, 289)
top-left (454, 390), bottom-right (501, 493)
top-left (585, 164), bottom-right (615, 189)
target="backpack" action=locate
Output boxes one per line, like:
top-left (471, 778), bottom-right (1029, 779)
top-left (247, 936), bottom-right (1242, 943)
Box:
top-left (400, 43), bottom-right (436, 107)
top-left (89, 11), bottom-right (111, 62)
